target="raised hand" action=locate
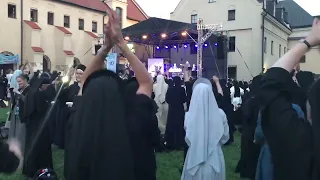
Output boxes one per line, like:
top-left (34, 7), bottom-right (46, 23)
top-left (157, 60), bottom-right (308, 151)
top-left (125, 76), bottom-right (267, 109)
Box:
top-left (105, 6), bottom-right (125, 47)
top-left (8, 139), bottom-right (23, 170)
top-left (212, 76), bottom-right (219, 83)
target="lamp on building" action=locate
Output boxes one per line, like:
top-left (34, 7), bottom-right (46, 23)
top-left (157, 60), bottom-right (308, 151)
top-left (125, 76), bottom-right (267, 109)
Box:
top-left (161, 33), bottom-right (167, 38)
top-left (142, 35), bottom-right (148, 39)
top-left (124, 36), bottom-right (130, 41)
top-left (181, 31), bottom-right (187, 36)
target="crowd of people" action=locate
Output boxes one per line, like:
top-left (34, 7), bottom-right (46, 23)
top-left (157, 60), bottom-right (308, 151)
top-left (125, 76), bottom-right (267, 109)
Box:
top-left (0, 6), bottom-right (320, 180)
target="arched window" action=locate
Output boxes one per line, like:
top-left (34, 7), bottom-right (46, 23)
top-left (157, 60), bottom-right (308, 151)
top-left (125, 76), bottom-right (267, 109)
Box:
top-left (116, 7), bottom-right (123, 29)
top-left (43, 55), bottom-right (51, 72)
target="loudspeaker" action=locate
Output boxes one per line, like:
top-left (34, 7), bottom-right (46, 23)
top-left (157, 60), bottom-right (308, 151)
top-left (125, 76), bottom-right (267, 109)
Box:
top-left (217, 37), bottom-right (226, 59)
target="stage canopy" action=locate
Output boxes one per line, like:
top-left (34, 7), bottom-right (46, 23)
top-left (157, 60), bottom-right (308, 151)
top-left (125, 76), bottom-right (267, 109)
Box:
top-left (122, 17), bottom-right (200, 45)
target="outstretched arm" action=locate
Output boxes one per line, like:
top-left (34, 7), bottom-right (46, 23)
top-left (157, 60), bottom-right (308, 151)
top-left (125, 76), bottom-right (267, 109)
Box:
top-left (273, 18), bottom-right (320, 72)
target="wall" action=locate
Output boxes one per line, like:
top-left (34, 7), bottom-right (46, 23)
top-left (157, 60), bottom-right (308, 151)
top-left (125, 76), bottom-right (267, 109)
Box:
top-left (288, 27), bottom-right (320, 74)
top-left (263, 16), bottom-right (290, 70)
top-left (0, 0), bottom-right (22, 56)
top-left (23, 0), bottom-right (105, 69)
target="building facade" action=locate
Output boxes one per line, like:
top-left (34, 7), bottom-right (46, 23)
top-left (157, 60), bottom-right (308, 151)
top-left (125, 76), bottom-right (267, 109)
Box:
top-left (279, 0), bottom-right (319, 75)
top-left (0, 0), bottom-right (148, 73)
top-left (170, 0), bottom-right (291, 80)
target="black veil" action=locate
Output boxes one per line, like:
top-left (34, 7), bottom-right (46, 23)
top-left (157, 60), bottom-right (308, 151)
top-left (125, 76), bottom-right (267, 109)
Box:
top-left (67, 70), bottom-right (135, 180)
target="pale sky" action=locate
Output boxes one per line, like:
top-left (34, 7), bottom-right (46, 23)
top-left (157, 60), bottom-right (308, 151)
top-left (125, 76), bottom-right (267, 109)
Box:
top-left (294, 0), bottom-right (320, 16)
top-left (135, 0), bottom-right (181, 19)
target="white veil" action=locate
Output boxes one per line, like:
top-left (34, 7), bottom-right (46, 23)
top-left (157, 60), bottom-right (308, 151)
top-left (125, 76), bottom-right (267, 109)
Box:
top-left (184, 80), bottom-right (224, 175)
top-left (154, 75), bottom-right (168, 104)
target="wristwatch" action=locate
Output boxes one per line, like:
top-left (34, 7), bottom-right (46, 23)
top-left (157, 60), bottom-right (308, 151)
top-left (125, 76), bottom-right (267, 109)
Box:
top-left (300, 39), bottom-right (311, 49)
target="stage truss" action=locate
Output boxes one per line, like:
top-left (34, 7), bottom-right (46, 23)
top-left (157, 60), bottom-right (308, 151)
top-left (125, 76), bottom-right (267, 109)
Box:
top-left (193, 19), bottom-right (223, 77)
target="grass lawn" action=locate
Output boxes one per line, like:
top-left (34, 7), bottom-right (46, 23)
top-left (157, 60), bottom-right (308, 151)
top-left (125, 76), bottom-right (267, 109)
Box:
top-left (0, 108), bottom-right (241, 180)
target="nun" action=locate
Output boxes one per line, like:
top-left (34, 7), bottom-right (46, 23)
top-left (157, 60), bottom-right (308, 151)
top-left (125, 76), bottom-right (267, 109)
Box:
top-left (181, 78), bottom-right (229, 180)
top-left (153, 75), bottom-right (169, 134)
top-left (23, 77), bottom-right (54, 178)
top-left (52, 64), bottom-right (86, 149)
top-left (165, 76), bottom-right (187, 150)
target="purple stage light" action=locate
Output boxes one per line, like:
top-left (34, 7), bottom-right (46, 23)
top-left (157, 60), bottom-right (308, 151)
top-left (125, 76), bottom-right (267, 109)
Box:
top-left (184, 45), bottom-right (188, 48)
top-left (215, 43), bottom-right (218, 46)
top-left (204, 43), bottom-right (208, 47)
top-left (165, 46), bottom-right (169, 49)
top-left (173, 45), bottom-right (177, 49)
top-left (195, 44), bottom-right (198, 47)
top-left (156, 46), bottom-right (160, 50)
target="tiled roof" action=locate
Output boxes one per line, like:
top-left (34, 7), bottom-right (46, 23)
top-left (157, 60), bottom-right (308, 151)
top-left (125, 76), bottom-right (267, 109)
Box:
top-left (85, 31), bottom-right (98, 38)
top-left (31, 47), bottom-right (44, 53)
top-left (64, 50), bottom-right (75, 56)
top-left (127, 0), bottom-right (148, 22)
top-left (278, 0), bottom-right (313, 28)
top-left (57, 0), bottom-right (108, 12)
top-left (24, 20), bottom-right (41, 30)
top-left (55, 26), bottom-right (72, 34)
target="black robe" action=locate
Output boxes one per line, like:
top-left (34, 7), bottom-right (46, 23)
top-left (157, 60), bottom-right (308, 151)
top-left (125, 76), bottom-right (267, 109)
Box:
top-left (0, 76), bottom-right (7, 100)
top-left (125, 79), bottom-right (159, 180)
top-left (165, 85), bottom-right (187, 150)
top-left (67, 70), bottom-right (135, 180)
top-left (64, 96), bottom-right (82, 179)
top-left (23, 86), bottom-right (53, 177)
top-left (235, 92), bottom-right (261, 179)
top-left (51, 82), bottom-right (80, 148)
top-left (259, 68), bottom-right (313, 180)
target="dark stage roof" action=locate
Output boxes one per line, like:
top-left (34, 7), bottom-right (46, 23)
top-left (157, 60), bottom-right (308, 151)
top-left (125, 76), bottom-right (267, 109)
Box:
top-left (122, 17), bottom-right (209, 45)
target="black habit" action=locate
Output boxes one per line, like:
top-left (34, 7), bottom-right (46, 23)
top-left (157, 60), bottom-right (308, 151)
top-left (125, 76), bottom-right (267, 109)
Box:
top-left (165, 77), bottom-right (187, 150)
top-left (23, 79), bottom-right (54, 177)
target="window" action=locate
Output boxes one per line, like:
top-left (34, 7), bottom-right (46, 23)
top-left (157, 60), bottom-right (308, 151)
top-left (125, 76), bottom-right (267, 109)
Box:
top-left (208, 0), bottom-right (216, 3)
top-left (229, 36), bottom-right (236, 52)
top-left (8, 4), bottom-right (16, 18)
top-left (264, 37), bottom-right (267, 53)
top-left (92, 21), bottom-right (97, 33)
top-left (191, 14), bottom-right (198, 24)
top-left (279, 44), bottom-right (281, 57)
top-left (30, 9), bottom-right (38, 22)
top-left (271, 41), bottom-right (274, 55)
top-left (228, 10), bottom-right (235, 21)
top-left (64, 15), bottom-right (70, 28)
top-left (79, 19), bottom-right (84, 30)
top-left (228, 66), bottom-right (237, 79)
top-left (47, 12), bottom-right (54, 25)
top-left (116, 7), bottom-right (123, 29)
top-left (300, 55), bottom-right (306, 63)
top-left (284, 47), bottom-right (286, 53)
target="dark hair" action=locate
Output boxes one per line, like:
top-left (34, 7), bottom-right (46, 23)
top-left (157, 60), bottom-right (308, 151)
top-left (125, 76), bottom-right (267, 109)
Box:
top-left (17, 74), bottom-right (29, 82)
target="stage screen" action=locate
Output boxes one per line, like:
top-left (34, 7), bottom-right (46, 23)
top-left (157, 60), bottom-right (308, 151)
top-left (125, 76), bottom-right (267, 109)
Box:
top-left (148, 58), bottom-right (164, 77)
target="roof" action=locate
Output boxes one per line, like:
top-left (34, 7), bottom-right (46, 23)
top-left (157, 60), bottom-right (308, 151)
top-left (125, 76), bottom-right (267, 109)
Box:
top-left (56, 0), bottom-right (148, 22)
top-left (55, 26), bottom-right (72, 34)
top-left (122, 17), bottom-right (212, 45)
top-left (56, 0), bottom-right (108, 13)
top-left (24, 20), bottom-right (41, 30)
top-left (31, 47), bottom-right (44, 53)
top-left (85, 31), bottom-right (98, 38)
top-left (278, 0), bottom-right (313, 28)
top-left (127, 0), bottom-right (148, 21)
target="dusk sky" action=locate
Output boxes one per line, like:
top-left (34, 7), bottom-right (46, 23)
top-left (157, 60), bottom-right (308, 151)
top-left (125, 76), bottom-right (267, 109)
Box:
top-left (135, 0), bottom-right (181, 19)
